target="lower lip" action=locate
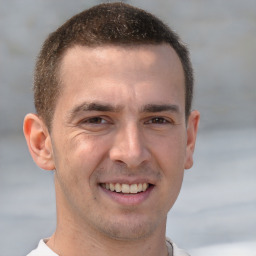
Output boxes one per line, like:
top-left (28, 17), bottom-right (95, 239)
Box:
top-left (99, 185), bottom-right (154, 206)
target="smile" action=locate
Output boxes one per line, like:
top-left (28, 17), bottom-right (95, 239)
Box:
top-left (101, 183), bottom-right (149, 194)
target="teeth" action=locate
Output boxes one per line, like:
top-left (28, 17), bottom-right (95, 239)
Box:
top-left (142, 183), bottom-right (148, 191)
top-left (115, 183), bottom-right (121, 192)
top-left (102, 183), bottom-right (149, 194)
top-left (130, 184), bottom-right (138, 194)
top-left (122, 184), bottom-right (130, 193)
top-left (110, 183), bottom-right (115, 191)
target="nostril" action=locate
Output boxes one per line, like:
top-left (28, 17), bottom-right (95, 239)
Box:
top-left (114, 160), bottom-right (128, 168)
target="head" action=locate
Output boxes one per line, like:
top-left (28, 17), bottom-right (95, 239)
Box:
top-left (24, 2), bottom-right (200, 247)
top-left (34, 2), bottom-right (194, 130)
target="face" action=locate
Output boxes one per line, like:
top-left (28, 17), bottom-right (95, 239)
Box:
top-left (46, 44), bottom-right (198, 240)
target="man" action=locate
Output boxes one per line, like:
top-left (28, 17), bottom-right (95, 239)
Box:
top-left (24, 2), bottom-right (199, 256)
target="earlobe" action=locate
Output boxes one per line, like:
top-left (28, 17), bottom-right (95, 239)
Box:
top-left (23, 113), bottom-right (55, 171)
top-left (184, 110), bottom-right (200, 170)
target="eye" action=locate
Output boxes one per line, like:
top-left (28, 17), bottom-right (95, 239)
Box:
top-left (146, 117), bottom-right (171, 124)
top-left (83, 117), bottom-right (108, 124)
top-left (78, 116), bottom-right (113, 133)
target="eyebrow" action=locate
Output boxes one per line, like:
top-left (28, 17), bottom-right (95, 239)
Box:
top-left (67, 101), bottom-right (180, 121)
top-left (141, 104), bottom-right (180, 113)
top-left (73, 102), bottom-right (122, 112)
top-left (67, 102), bottom-right (123, 121)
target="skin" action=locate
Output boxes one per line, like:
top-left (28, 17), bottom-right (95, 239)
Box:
top-left (24, 44), bottom-right (200, 256)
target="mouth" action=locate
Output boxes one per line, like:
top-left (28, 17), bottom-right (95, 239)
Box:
top-left (100, 183), bottom-right (151, 194)
top-left (99, 180), bottom-right (155, 205)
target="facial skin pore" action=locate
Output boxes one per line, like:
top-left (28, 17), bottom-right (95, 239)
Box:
top-left (24, 44), bottom-right (199, 256)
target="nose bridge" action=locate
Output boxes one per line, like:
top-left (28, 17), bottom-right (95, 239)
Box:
top-left (109, 121), bottom-right (149, 168)
top-left (126, 123), bottom-right (143, 156)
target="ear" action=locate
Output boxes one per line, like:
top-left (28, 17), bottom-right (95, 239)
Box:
top-left (23, 113), bottom-right (55, 171)
top-left (184, 110), bottom-right (200, 170)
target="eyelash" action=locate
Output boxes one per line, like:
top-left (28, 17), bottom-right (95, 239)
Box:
top-left (81, 117), bottom-right (109, 125)
top-left (145, 117), bottom-right (172, 125)
top-left (79, 116), bottom-right (174, 128)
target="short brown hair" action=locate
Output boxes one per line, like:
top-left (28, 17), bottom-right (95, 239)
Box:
top-left (34, 2), bottom-right (194, 129)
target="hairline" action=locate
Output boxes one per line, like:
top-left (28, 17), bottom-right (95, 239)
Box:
top-left (35, 3), bottom-right (193, 130)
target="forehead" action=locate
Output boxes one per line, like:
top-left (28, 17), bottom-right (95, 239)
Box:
top-left (60, 44), bottom-right (183, 76)
top-left (57, 44), bottom-right (185, 111)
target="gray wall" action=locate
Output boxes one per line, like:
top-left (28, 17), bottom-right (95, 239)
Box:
top-left (1, 1), bottom-right (255, 256)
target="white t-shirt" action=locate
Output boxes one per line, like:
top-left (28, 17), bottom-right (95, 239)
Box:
top-left (27, 238), bottom-right (190, 256)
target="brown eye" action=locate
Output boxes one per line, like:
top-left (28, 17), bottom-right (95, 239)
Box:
top-left (86, 117), bottom-right (106, 124)
top-left (152, 117), bottom-right (166, 124)
top-left (78, 116), bottom-right (113, 133)
top-left (149, 117), bottom-right (169, 124)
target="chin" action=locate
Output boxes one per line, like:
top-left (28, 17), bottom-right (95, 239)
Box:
top-left (96, 215), bottom-right (162, 241)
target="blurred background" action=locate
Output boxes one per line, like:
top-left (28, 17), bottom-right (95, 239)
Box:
top-left (0, 0), bottom-right (255, 255)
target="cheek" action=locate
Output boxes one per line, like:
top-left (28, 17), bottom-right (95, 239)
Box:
top-left (158, 137), bottom-right (186, 204)
top-left (152, 131), bottom-right (187, 171)
top-left (54, 134), bottom-right (109, 181)
top-left (160, 141), bottom-right (185, 189)
top-left (152, 132), bottom-right (186, 195)
top-left (52, 134), bottom-right (109, 208)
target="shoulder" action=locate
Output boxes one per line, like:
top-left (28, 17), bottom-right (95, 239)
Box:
top-left (26, 239), bottom-right (58, 256)
top-left (28, 237), bottom-right (189, 256)
top-left (166, 238), bottom-right (191, 256)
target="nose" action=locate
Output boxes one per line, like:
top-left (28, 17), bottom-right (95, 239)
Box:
top-left (109, 123), bottom-right (150, 169)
